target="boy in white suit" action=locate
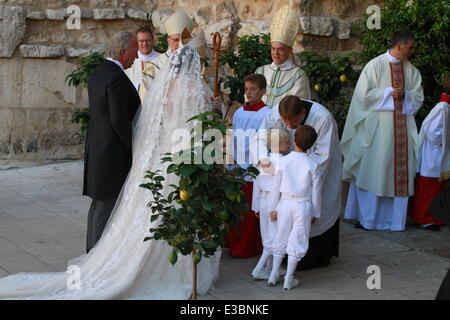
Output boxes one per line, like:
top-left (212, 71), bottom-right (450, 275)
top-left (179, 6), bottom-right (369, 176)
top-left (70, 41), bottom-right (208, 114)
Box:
top-left (269, 125), bottom-right (322, 290)
top-left (251, 126), bottom-right (291, 280)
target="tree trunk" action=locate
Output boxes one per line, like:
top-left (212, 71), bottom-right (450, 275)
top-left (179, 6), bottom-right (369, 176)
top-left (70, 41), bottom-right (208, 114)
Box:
top-left (192, 250), bottom-right (198, 300)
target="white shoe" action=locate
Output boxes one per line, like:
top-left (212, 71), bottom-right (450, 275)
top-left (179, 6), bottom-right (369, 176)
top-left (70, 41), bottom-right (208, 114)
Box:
top-left (251, 268), bottom-right (271, 280)
top-left (283, 277), bottom-right (299, 290)
top-left (267, 275), bottom-right (279, 286)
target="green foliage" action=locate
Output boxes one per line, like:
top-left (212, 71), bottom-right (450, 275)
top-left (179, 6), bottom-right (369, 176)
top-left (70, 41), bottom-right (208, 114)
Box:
top-left (220, 34), bottom-right (272, 103)
top-left (355, 0), bottom-right (450, 126)
top-left (141, 112), bottom-right (258, 266)
top-left (71, 108), bottom-right (89, 136)
top-left (154, 32), bottom-right (169, 53)
top-left (65, 52), bottom-right (105, 89)
top-left (297, 51), bottom-right (360, 136)
top-left (65, 52), bottom-right (105, 136)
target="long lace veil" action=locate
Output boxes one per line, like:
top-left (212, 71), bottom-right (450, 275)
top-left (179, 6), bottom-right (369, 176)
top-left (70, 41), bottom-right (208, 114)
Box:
top-left (0, 46), bottom-right (218, 299)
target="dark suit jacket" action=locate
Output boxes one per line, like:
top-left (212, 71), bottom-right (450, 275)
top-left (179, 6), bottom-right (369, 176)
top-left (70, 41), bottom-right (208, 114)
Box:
top-left (83, 59), bottom-right (140, 200)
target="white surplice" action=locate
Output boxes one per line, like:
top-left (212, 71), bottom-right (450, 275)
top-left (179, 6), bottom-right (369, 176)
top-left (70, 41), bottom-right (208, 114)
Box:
top-left (418, 100), bottom-right (450, 179)
top-left (232, 105), bottom-right (271, 170)
top-left (125, 50), bottom-right (160, 91)
top-left (251, 100), bottom-right (342, 237)
top-left (342, 50), bottom-right (424, 231)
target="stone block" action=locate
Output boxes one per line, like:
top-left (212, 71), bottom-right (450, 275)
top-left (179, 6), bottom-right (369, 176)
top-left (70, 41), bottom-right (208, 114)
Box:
top-left (299, 16), bottom-right (334, 37)
top-left (45, 9), bottom-right (65, 20)
top-left (26, 10), bottom-right (46, 20)
top-left (333, 19), bottom-right (351, 40)
top-left (19, 45), bottom-right (65, 58)
top-left (89, 0), bottom-right (118, 6)
top-left (0, 5), bottom-right (26, 58)
top-left (127, 9), bottom-right (149, 21)
top-left (93, 8), bottom-right (125, 20)
top-left (203, 19), bottom-right (237, 49)
top-left (151, 9), bottom-right (175, 33)
top-left (194, 1), bottom-right (236, 26)
top-left (237, 19), bottom-right (269, 37)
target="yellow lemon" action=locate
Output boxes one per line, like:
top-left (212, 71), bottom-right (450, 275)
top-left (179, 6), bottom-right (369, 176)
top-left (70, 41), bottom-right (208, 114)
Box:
top-left (180, 190), bottom-right (189, 201)
top-left (314, 84), bottom-right (321, 92)
top-left (339, 74), bottom-right (347, 83)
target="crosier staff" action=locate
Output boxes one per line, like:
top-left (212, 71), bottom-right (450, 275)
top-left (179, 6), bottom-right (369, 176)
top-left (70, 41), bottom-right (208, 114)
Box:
top-left (212, 32), bottom-right (223, 118)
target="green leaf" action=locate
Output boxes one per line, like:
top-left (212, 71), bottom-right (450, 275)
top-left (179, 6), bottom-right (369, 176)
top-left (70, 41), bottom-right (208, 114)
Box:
top-left (180, 165), bottom-right (198, 176)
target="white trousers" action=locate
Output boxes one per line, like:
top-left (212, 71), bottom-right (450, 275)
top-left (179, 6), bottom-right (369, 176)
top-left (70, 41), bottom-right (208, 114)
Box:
top-left (271, 198), bottom-right (313, 261)
top-left (258, 192), bottom-right (277, 251)
top-left (344, 180), bottom-right (409, 231)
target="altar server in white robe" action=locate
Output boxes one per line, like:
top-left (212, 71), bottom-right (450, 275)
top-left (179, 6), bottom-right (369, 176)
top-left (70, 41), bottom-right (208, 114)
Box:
top-left (226, 74), bottom-right (271, 258)
top-left (255, 4), bottom-right (311, 107)
top-left (341, 30), bottom-right (424, 231)
top-left (139, 10), bottom-right (194, 100)
top-left (251, 126), bottom-right (290, 280)
top-left (125, 27), bottom-right (160, 99)
top-left (268, 125), bottom-right (322, 290)
top-left (410, 74), bottom-right (450, 230)
top-left (252, 95), bottom-right (342, 270)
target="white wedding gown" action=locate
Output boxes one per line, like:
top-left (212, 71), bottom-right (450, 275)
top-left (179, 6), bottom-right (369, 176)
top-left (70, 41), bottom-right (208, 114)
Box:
top-left (0, 46), bottom-right (221, 299)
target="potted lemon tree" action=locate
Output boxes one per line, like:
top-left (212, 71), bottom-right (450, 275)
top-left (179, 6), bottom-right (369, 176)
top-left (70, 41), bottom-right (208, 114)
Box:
top-left (140, 112), bottom-right (258, 299)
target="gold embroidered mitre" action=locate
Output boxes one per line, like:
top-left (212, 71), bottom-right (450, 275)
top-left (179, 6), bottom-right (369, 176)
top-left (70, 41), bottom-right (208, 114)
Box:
top-left (165, 10), bottom-right (194, 36)
top-left (270, 4), bottom-right (300, 47)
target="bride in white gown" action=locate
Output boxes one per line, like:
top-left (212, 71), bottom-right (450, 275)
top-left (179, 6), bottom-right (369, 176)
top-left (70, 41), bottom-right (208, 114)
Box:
top-left (0, 45), bottom-right (221, 299)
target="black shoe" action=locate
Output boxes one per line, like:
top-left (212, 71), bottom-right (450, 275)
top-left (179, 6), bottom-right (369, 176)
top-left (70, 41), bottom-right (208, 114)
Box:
top-left (355, 222), bottom-right (370, 231)
top-left (423, 224), bottom-right (442, 232)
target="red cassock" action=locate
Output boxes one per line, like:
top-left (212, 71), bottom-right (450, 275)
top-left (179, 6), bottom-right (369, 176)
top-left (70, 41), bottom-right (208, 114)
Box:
top-left (226, 181), bottom-right (263, 258)
top-left (225, 101), bottom-right (266, 258)
top-left (410, 176), bottom-right (447, 225)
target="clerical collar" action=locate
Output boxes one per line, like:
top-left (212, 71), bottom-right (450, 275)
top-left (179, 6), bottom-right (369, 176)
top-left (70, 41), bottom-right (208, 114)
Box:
top-left (244, 101), bottom-right (266, 111)
top-left (386, 50), bottom-right (401, 63)
top-left (106, 58), bottom-right (124, 71)
top-left (439, 93), bottom-right (450, 105)
top-left (271, 59), bottom-right (295, 71)
top-left (300, 100), bottom-right (313, 125)
top-left (138, 50), bottom-right (158, 61)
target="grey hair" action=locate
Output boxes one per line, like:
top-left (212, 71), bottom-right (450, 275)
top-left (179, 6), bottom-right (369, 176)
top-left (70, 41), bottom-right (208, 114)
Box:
top-left (106, 31), bottom-right (135, 60)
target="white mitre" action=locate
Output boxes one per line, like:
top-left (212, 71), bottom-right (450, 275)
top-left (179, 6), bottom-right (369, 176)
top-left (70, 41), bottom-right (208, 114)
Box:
top-left (165, 10), bottom-right (194, 36)
top-left (270, 3), bottom-right (300, 47)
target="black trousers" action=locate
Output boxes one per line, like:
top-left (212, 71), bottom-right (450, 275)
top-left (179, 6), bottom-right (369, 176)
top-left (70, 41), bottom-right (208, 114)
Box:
top-left (436, 268), bottom-right (450, 300)
top-left (86, 197), bottom-right (117, 253)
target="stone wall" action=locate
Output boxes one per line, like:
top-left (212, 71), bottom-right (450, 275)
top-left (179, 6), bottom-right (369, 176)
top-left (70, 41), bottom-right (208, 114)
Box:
top-left (0, 0), bottom-right (383, 160)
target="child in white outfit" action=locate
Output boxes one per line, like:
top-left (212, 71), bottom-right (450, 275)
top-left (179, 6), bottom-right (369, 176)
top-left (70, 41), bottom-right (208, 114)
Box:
top-left (251, 126), bottom-right (291, 280)
top-left (269, 125), bottom-right (321, 290)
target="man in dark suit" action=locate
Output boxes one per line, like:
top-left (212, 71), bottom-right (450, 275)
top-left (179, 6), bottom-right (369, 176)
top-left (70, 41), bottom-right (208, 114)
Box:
top-left (83, 31), bottom-right (141, 252)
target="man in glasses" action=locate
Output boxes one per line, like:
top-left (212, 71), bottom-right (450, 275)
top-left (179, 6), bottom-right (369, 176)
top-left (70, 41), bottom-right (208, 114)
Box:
top-left (125, 26), bottom-right (159, 99)
top-left (139, 10), bottom-right (194, 100)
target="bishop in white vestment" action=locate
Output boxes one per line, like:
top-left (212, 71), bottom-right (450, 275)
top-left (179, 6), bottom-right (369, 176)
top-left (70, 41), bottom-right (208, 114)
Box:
top-left (341, 31), bottom-right (424, 231)
top-left (255, 4), bottom-right (311, 107)
top-left (139, 10), bottom-right (194, 101)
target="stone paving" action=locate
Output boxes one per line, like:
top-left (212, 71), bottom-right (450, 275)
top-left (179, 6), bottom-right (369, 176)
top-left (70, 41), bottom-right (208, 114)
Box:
top-left (0, 161), bottom-right (449, 300)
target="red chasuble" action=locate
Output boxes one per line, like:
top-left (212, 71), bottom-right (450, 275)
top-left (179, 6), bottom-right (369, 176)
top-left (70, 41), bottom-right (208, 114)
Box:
top-left (225, 101), bottom-right (266, 258)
